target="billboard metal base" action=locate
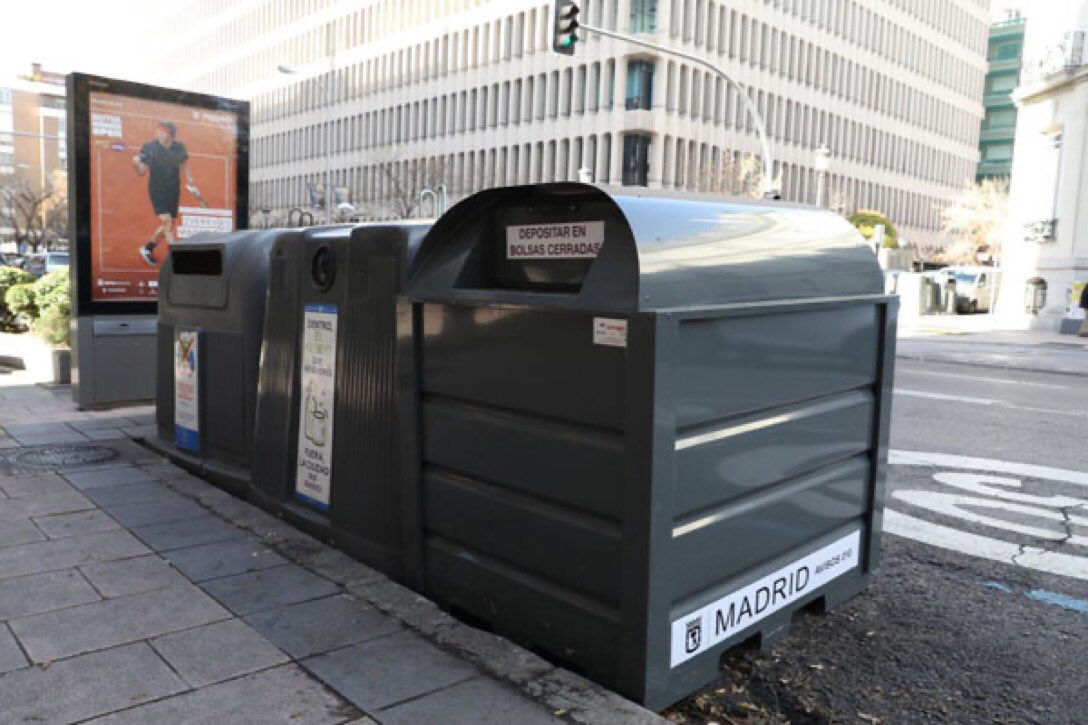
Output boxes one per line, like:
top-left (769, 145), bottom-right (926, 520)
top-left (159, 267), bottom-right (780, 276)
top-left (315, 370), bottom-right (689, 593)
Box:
top-left (71, 315), bottom-right (156, 409)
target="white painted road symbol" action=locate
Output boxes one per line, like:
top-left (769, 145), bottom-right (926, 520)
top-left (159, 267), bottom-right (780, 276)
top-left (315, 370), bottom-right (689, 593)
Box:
top-left (886, 450), bottom-right (1088, 581)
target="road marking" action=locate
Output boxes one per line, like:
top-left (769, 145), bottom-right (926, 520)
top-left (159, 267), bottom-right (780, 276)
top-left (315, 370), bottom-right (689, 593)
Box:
top-left (1026, 589), bottom-right (1088, 613)
top-left (895, 389), bottom-right (996, 405)
top-left (889, 450), bottom-right (1088, 487)
top-left (886, 451), bottom-right (1088, 581)
top-left (897, 368), bottom-right (1070, 390)
top-left (884, 509), bottom-right (1088, 581)
top-left (891, 490), bottom-right (1088, 546)
top-left (894, 388), bottom-right (1087, 417)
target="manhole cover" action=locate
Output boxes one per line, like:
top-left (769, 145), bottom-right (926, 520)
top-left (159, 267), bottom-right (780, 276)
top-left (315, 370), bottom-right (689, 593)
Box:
top-left (3, 444), bottom-right (119, 473)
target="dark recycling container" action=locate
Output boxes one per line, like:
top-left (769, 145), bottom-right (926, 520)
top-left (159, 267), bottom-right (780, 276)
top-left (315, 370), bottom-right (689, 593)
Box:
top-left (155, 229), bottom-right (292, 495)
top-left (397, 183), bottom-right (897, 709)
top-left (250, 222), bottom-right (431, 579)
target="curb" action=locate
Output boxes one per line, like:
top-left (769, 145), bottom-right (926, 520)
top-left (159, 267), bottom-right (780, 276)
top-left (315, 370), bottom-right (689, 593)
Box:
top-left (895, 353), bottom-right (1088, 379)
top-left (135, 450), bottom-right (665, 724)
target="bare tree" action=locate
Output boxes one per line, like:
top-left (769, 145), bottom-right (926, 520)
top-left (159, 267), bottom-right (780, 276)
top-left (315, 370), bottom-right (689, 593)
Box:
top-left (699, 152), bottom-right (779, 198)
top-left (827, 188), bottom-right (853, 218)
top-left (0, 173), bottom-right (64, 252)
top-left (371, 153), bottom-right (447, 219)
top-left (936, 177), bottom-right (1009, 266)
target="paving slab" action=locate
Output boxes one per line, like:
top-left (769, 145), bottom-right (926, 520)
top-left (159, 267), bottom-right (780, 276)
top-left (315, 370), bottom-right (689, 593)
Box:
top-left (1, 423), bottom-right (73, 437)
top-left (82, 481), bottom-right (174, 507)
top-left (0, 529), bottom-right (149, 581)
top-left (33, 509), bottom-right (120, 538)
top-left (98, 495), bottom-right (208, 528)
top-left (85, 663), bottom-right (357, 725)
top-left (150, 618), bottom-right (290, 688)
top-left (9, 583), bottom-right (230, 662)
top-left (379, 675), bottom-right (561, 724)
top-left (83, 428), bottom-right (128, 441)
top-left (0, 642), bottom-right (187, 722)
top-left (68, 418), bottom-right (133, 433)
top-left (0, 568), bottom-right (100, 620)
top-left (80, 554), bottom-right (190, 597)
top-left (0, 472), bottom-right (74, 498)
top-left (63, 464), bottom-right (157, 490)
top-left (11, 431), bottom-right (89, 446)
top-left (202, 563), bottom-right (340, 616)
top-left (244, 594), bottom-right (401, 659)
top-left (0, 624), bottom-right (27, 674)
top-left (0, 488), bottom-right (93, 518)
top-left (131, 513), bottom-right (250, 552)
top-left (164, 537), bottom-right (287, 582)
top-left (0, 514), bottom-right (46, 546)
top-left (303, 629), bottom-right (478, 711)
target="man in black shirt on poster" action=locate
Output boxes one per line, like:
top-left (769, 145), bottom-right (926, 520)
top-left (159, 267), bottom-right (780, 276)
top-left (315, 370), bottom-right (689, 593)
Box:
top-left (132, 121), bottom-right (203, 266)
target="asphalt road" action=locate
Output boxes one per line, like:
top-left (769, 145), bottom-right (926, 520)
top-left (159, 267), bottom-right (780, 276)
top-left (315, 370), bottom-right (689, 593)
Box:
top-left (668, 356), bottom-right (1088, 724)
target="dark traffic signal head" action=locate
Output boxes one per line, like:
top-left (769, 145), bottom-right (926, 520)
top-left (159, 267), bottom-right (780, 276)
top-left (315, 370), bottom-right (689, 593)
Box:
top-left (553, 1), bottom-right (581, 55)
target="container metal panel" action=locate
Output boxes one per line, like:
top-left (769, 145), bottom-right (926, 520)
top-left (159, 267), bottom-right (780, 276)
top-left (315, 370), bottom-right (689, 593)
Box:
top-left (419, 305), bottom-right (626, 431)
top-left (673, 389), bottom-right (874, 518)
top-left (424, 535), bottom-right (621, 682)
top-left (673, 306), bottom-right (879, 430)
top-left (423, 467), bottom-right (623, 604)
top-left (669, 455), bottom-right (870, 601)
top-left (422, 397), bottom-right (626, 520)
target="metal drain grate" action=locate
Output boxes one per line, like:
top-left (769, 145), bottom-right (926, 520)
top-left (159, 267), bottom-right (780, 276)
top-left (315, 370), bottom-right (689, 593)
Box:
top-left (2, 444), bottom-right (120, 474)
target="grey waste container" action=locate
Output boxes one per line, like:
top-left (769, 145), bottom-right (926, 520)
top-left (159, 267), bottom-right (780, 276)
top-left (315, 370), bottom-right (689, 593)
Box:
top-left (397, 183), bottom-right (898, 710)
top-left (250, 222), bottom-right (430, 579)
top-left (155, 229), bottom-right (294, 495)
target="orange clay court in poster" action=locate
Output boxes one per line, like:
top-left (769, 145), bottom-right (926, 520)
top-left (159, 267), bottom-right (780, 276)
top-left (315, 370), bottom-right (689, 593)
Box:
top-left (88, 92), bottom-right (239, 302)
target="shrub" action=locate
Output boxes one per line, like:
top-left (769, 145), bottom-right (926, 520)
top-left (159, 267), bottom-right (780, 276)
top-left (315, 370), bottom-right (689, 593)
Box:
top-left (31, 269), bottom-right (71, 347)
top-left (33, 268), bottom-right (69, 317)
top-left (848, 209), bottom-right (899, 249)
top-left (0, 265), bottom-right (36, 331)
top-left (35, 307), bottom-right (70, 347)
top-left (4, 283), bottom-right (37, 322)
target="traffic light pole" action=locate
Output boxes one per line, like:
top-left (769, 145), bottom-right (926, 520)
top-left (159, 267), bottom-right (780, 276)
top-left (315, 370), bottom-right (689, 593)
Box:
top-left (578, 22), bottom-right (777, 198)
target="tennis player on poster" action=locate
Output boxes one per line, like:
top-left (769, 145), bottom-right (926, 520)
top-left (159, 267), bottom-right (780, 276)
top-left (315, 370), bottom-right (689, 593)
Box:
top-left (132, 121), bottom-right (205, 266)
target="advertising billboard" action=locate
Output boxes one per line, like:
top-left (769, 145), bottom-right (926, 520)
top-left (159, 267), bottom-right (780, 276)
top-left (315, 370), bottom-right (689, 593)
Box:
top-left (68, 74), bottom-right (248, 315)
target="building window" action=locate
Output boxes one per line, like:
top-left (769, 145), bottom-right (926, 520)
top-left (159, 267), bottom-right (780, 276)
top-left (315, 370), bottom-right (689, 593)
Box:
top-left (985, 109), bottom-right (1015, 130)
top-left (629, 0), bottom-right (657, 33)
top-left (988, 39), bottom-right (1022, 61)
top-left (622, 134), bottom-right (650, 186)
top-left (983, 143), bottom-right (1012, 161)
top-left (986, 73), bottom-right (1017, 95)
top-left (625, 60), bottom-right (654, 110)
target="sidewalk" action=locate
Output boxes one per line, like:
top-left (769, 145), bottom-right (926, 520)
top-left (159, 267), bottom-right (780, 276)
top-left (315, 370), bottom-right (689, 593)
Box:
top-left (0, 383), bottom-right (661, 724)
top-left (896, 314), bottom-right (1088, 376)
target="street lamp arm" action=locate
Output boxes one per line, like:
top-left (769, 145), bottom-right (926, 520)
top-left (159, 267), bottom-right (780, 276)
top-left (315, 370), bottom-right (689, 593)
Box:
top-left (578, 22), bottom-right (776, 197)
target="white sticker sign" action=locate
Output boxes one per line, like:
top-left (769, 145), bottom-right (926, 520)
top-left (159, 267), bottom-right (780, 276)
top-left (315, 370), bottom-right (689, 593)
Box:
top-left (506, 221), bottom-right (605, 259)
top-left (670, 530), bottom-right (861, 667)
top-left (593, 318), bottom-right (628, 348)
top-left (173, 329), bottom-right (199, 452)
top-left (295, 304), bottom-right (338, 511)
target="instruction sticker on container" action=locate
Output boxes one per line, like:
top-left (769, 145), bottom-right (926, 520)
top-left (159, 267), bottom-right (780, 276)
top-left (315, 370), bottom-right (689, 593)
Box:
top-left (173, 329), bottom-right (199, 453)
top-left (593, 318), bottom-right (628, 348)
top-left (669, 530), bottom-right (861, 667)
top-left (295, 303), bottom-right (338, 511)
top-left (506, 221), bottom-right (605, 259)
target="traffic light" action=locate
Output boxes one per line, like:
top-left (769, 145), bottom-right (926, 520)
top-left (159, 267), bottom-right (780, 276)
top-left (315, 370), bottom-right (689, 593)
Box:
top-left (553, 1), bottom-right (581, 55)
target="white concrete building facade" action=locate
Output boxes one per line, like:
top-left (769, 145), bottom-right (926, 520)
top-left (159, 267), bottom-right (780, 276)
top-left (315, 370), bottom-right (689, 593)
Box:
top-left (996, 2), bottom-right (1088, 331)
top-left (142, 0), bottom-right (989, 243)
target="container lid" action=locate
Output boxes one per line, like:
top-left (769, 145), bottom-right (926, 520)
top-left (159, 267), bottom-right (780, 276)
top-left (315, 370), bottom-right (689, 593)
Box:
top-left (406, 183), bottom-right (883, 312)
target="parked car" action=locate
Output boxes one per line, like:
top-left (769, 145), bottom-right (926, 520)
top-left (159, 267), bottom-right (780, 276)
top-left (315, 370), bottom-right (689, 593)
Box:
top-left (23, 251), bottom-right (68, 278)
top-left (44, 251), bottom-right (68, 273)
top-left (0, 253), bottom-right (26, 269)
top-left (943, 265), bottom-right (999, 313)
